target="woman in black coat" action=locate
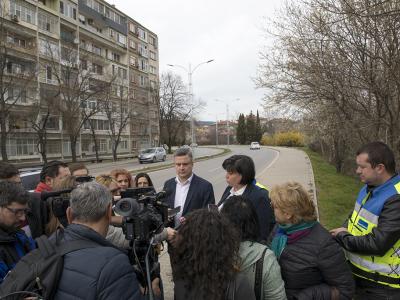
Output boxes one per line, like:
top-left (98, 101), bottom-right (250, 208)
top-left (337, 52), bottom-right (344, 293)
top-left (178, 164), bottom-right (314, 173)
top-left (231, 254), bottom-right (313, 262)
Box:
top-left (270, 182), bottom-right (354, 300)
top-left (218, 155), bottom-right (275, 241)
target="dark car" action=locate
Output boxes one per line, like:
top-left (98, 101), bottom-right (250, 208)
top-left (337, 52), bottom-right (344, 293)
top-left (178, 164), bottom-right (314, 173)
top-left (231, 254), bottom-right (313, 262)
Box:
top-left (20, 168), bottom-right (41, 192)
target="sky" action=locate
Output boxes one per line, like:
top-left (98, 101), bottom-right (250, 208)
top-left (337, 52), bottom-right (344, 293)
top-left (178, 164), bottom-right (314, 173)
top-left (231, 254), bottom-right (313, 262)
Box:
top-left (112, 0), bottom-right (283, 121)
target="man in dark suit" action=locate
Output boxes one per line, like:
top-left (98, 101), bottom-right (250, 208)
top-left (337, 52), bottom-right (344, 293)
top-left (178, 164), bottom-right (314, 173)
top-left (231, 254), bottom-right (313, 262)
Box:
top-left (163, 147), bottom-right (215, 228)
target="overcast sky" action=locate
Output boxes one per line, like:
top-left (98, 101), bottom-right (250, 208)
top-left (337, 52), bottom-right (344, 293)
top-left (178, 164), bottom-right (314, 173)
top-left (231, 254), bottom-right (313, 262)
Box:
top-left (112, 0), bottom-right (283, 121)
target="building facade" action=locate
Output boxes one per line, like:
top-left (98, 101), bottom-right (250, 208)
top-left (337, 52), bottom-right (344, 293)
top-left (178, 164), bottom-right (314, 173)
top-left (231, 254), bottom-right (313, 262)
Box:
top-left (0, 0), bottom-right (159, 162)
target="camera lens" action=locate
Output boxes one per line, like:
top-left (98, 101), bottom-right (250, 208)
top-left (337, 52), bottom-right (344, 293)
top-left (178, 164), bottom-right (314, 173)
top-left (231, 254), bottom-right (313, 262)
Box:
top-left (119, 201), bottom-right (131, 212)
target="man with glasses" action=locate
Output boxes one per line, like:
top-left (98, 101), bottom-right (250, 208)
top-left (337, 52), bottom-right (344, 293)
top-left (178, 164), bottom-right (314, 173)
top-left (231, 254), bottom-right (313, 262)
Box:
top-left (0, 181), bottom-right (35, 283)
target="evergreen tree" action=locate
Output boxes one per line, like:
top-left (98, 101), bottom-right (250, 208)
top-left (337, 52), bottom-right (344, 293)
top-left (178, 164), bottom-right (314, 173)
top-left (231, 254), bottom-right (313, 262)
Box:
top-left (255, 110), bottom-right (263, 142)
top-left (236, 114), bottom-right (247, 144)
top-left (246, 111), bottom-right (256, 143)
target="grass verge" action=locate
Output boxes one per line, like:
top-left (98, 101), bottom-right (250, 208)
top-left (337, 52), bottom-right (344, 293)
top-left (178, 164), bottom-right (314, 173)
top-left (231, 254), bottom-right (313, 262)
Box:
top-left (303, 148), bottom-right (362, 229)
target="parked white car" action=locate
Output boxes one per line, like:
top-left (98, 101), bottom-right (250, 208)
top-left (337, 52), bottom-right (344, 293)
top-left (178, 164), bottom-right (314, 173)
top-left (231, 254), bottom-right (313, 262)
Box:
top-left (250, 142), bottom-right (261, 150)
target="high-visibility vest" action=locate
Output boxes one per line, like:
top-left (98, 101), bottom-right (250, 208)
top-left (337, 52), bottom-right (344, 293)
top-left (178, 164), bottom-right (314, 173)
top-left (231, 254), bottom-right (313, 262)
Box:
top-left (253, 179), bottom-right (269, 192)
top-left (347, 175), bottom-right (400, 288)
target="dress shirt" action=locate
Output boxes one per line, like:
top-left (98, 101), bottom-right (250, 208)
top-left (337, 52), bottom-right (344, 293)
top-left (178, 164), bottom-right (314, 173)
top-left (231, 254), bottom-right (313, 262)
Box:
top-left (219, 185), bottom-right (247, 210)
top-left (174, 173), bottom-right (194, 225)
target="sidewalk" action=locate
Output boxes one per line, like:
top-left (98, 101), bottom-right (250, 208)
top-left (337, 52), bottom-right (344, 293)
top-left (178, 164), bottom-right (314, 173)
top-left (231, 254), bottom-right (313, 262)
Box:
top-left (159, 146), bottom-right (317, 300)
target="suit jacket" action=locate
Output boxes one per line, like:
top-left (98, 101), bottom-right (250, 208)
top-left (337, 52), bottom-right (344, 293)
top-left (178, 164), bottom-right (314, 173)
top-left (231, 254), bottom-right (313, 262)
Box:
top-left (163, 173), bottom-right (215, 226)
top-left (219, 184), bottom-right (275, 242)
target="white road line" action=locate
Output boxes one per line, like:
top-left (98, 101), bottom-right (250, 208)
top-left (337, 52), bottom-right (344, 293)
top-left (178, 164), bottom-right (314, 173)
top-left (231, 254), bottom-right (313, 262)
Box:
top-left (257, 148), bottom-right (280, 179)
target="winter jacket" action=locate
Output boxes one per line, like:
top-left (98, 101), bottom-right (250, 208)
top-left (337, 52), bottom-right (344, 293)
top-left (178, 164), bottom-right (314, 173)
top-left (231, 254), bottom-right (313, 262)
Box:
top-left (239, 241), bottom-right (286, 300)
top-left (277, 223), bottom-right (354, 300)
top-left (0, 226), bottom-right (35, 283)
top-left (174, 273), bottom-right (256, 300)
top-left (53, 224), bottom-right (142, 300)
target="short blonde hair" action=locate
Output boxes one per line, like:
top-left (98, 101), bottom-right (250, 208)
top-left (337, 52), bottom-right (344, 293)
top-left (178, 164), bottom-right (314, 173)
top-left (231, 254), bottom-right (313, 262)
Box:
top-left (270, 182), bottom-right (317, 224)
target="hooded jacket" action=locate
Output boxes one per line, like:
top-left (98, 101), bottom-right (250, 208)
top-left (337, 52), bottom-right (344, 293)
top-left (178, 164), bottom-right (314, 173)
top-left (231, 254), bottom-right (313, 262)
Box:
top-left (239, 241), bottom-right (287, 300)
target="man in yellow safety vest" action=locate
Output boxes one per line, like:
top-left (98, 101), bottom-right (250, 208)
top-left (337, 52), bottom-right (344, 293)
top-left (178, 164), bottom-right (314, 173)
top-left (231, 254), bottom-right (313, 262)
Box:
top-left (331, 141), bottom-right (400, 299)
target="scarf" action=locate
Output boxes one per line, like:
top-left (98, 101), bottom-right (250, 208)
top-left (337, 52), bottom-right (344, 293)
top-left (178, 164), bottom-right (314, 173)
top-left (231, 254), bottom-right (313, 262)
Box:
top-left (271, 221), bottom-right (317, 259)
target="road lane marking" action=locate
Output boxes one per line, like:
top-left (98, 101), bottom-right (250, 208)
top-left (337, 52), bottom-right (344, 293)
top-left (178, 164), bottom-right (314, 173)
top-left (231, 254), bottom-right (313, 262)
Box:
top-left (257, 149), bottom-right (280, 179)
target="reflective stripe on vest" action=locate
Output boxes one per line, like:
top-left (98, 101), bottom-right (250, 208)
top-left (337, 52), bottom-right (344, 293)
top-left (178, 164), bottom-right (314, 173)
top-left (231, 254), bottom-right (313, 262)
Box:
top-left (255, 181), bottom-right (269, 191)
top-left (347, 177), bottom-right (400, 288)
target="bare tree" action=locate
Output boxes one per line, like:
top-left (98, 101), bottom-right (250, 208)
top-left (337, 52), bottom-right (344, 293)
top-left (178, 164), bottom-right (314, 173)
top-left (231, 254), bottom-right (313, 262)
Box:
top-left (44, 43), bottom-right (108, 162)
top-left (159, 71), bottom-right (199, 153)
top-left (102, 82), bottom-right (132, 161)
top-left (0, 13), bottom-right (36, 161)
top-left (256, 0), bottom-right (400, 170)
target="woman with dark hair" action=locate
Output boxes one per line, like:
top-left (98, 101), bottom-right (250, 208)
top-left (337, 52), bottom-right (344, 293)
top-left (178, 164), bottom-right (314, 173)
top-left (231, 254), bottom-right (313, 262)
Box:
top-left (270, 182), bottom-right (354, 299)
top-left (173, 209), bottom-right (255, 300)
top-left (221, 196), bottom-right (286, 300)
top-left (134, 172), bottom-right (154, 187)
top-left (219, 155), bottom-right (275, 241)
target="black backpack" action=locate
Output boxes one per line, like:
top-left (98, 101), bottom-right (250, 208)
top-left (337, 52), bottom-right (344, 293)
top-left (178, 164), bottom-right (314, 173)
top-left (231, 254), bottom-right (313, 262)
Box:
top-left (0, 232), bottom-right (98, 300)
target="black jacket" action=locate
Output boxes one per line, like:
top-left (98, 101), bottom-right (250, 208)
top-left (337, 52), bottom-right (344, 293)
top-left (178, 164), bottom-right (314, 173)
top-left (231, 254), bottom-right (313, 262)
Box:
top-left (174, 273), bottom-right (256, 300)
top-left (220, 184), bottom-right (275, 241)
top-left (163, 174), bottom-right (215, 226)
top-left (278, 223), bottom-right (354, 300)
top-left (26, 192), bottom-right (48, 238)
top-left (53, 224), bottom-right (142, 300)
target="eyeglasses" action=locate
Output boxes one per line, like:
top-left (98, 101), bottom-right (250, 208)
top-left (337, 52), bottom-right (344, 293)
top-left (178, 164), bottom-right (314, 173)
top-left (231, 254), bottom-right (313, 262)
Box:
top-left (4, 206), bottom-right (30, 217)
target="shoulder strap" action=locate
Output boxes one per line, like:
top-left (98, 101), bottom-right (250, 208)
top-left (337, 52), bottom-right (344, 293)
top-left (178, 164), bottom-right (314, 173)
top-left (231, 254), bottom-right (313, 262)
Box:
top-left (35, 234), bottom-right (100, 257)
top-left (254, 247), bottom-right (268, 300)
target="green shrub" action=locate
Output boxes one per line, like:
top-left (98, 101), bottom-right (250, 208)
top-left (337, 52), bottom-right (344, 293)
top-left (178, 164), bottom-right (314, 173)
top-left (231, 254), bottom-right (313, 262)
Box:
top-left (261, 135), bottom-right (275, 146)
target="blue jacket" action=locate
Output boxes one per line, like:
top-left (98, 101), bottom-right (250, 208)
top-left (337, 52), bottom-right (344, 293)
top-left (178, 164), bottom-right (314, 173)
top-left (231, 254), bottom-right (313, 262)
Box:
top-left (0, 227), bottom-right (35, 283)
top-left (54, 224), bottom-right (142, 300)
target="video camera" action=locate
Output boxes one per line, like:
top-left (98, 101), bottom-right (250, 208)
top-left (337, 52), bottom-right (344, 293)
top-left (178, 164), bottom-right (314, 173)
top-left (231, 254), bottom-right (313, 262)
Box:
top-left (114, 188), bottom-right (178, 300)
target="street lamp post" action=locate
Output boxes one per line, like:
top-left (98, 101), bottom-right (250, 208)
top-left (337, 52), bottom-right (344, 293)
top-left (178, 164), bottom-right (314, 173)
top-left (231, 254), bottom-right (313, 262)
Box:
top-left (215, 99), bottom-right (240, 146)
top-left (167, 59), bottom-right (214, 145)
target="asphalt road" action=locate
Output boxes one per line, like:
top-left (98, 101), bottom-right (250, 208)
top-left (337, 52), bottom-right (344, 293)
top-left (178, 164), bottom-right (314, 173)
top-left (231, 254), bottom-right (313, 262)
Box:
top-left (86, 147), bottom-right (222, 177)
top-left (145, 145), bottom-right (278, 201)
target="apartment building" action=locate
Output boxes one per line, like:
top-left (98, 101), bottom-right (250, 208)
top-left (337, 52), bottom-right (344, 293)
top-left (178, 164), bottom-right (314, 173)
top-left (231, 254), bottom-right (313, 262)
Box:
top-left (0, 0), bottom-right (159, 161)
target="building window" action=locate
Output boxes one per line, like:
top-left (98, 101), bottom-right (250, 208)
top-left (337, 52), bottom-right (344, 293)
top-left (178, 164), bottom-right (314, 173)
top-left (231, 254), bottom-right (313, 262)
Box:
top-left (129, 23), bottom-right (135, 33)
top-left (137, 28), bottom-right (147, 42)
top-left (129, 56), bottom-right (136, 66)
top-left (39, 39), bottom-right (59, 58)
top-left (9, 0), bottom-right (36, 25)
top-left (117, 33), bottom-right (126, 46)
top-left (38, 12), bottom-right (58, 33)
top-left (112, 52), bottom-right (120, 62)
top-left (60, 1), bottom-right (77, 20)
top-left (46, 66), bottom-right (52, 80)
top-left (92, 63), bottom-right (103, 75)
top-left (129, 39), bottom-right (135, 49)
top-left (149, 51), bottom-right (156, 60)
top-left (92, 44), bottom-right (102, 56)
top-left (139, 59), bottom-right (148, 72)
top-left (138, 43), bottom-right (148, 58)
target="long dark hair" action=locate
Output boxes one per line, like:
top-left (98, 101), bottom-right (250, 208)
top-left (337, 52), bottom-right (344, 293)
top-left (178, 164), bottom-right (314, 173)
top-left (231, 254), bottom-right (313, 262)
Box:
top-left (134, 172), bottom-right (154, 187)
top-left (221, 195), bottom-right (260, 242)
top-left (173, 209), bottom-right (241, 300)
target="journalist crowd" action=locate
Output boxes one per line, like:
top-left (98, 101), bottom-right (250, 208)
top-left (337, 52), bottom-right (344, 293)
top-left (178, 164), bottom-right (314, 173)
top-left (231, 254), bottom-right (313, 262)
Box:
top-left (0, 141), bottom-right (398, 299)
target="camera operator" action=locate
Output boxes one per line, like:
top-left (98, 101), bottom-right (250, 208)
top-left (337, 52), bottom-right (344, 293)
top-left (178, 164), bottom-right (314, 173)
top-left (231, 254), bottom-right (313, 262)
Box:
top-left (0, 181), bottom-right (35, 283)
top-left (52, 182), bottom-right (142, 299)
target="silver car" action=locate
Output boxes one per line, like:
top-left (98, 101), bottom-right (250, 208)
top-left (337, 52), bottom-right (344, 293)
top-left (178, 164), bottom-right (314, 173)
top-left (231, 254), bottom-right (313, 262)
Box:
top-left (138, 147), bottom-right (167, 164)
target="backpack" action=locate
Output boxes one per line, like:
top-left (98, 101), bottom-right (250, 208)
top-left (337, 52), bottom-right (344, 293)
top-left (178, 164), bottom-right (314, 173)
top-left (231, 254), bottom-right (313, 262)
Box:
top-left (0, 232), bottom-right (98, 300)
top-left (254, 247), bottom-right (268, 300)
